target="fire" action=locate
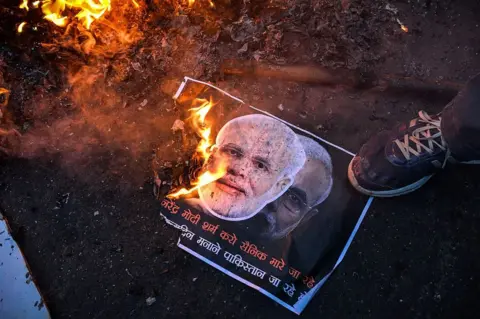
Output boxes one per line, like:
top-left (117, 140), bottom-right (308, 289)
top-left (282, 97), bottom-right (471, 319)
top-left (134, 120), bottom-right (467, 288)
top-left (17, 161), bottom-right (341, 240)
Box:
top-left (131, 0), bottom-right (139, 8)
top-left (167, 96), bottom-right (226, 199)
top-left (396, 18), bottom-right (408, 33)
top-left (18, 0), bottom-right (140, 30)
top-left (167, 167), bottom-right (226, 198)
top-left (0, 88), bottom-right (10, 107)
top-left (17, 22), bottom-right (27, 33)
top-left (20, 0), bottom-right (29, 10)
top-left (188, 0), bottom-right (215, 8)
top-left (42, 0), bottom-right (111, 29)
top-left (189, 97), bottom-right (215, 159)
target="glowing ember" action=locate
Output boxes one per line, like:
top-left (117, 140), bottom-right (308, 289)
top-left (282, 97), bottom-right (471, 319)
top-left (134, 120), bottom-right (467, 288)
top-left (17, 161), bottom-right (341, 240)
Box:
top-left (167, 97), bottom-right (226, 199)
top-left (396, 18), bottom-right (408, 33)
top-left (20, 0), bottom-right (29, 10)
top-left (188, 0), bottom-right (215, 8)
top-left (17, 22), bottom-right (27, 33)
top-left (0, 88), bottom-right (10, 107)
top-left (18, 0), bottom-right (139, 30)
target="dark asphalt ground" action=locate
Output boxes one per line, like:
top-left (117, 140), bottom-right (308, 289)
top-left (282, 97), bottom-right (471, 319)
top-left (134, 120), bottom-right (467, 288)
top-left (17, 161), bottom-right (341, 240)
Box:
top-left (1, 0), bottom-right (480, 318)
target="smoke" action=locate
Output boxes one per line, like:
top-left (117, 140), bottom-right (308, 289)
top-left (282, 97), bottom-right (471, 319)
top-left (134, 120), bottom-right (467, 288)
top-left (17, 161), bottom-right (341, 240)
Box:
top-left (14, 62), bottom-right (181, 187)
top-left (0, 0), bottom-right (237, 187)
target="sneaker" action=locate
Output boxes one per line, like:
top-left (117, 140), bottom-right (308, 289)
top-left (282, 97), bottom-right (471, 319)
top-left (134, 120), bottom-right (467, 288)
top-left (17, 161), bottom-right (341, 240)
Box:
top-left (348, 111), bottom-right (479, 197)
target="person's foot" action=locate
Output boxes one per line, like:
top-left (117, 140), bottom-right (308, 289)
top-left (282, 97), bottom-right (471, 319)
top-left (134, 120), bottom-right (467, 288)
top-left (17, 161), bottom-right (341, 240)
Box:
top-left (348, 111), bottom-right (479, 197)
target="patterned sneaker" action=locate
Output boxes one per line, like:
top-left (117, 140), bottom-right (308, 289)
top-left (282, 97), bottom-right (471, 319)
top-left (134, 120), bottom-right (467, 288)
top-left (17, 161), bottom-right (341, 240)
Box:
top-left (348, 111), bottom-right (479, 197)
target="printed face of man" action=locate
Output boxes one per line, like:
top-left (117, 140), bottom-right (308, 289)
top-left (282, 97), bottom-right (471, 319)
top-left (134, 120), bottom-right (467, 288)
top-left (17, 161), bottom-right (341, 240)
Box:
top-left (198, 115), bottom-right (305, 220)
top-left (266, 158), bottom-right (330, 237)
top-left (260, 135), bottom-right (333, 239)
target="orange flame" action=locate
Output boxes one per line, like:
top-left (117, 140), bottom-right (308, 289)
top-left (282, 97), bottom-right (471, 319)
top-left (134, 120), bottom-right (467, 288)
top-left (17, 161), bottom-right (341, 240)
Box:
top-left (20, 0), bottom-right (29, 10)
top-left (41, 0), bottom-right (111, 29)
top-left (167, 96), bottom-right (226, 199)
top-left (167, 165), bottom-right (226, 198)
top-left (188, 0), bottom-right (215, 8)
top-left (396, 18), bottom-right (408, 33)
top-left (131, 0), bottom-right (139, 8)
top-left (18, 0), bottom-right (140, 30)
top-left (189, 97), bottom-right (215, 159)
top-left (0, 88), bottom-right (10, 107)
top-left (17, 21), bottom-right (27, 33)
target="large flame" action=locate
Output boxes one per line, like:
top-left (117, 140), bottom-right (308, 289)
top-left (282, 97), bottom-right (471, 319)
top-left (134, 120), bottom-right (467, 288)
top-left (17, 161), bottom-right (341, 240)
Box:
top-left (18, 0), bottom-right (139, 30)
top-left (167, 96), bottom-right (226, 199)
top-left (18, 0), bottom-right (216, 32)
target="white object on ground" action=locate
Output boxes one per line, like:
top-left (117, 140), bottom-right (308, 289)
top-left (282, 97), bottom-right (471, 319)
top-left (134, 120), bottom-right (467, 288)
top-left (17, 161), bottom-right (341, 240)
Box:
top-left (145, 297), bottom-right (156, 306)
top-left (0, 214), bottom-right (50, 319)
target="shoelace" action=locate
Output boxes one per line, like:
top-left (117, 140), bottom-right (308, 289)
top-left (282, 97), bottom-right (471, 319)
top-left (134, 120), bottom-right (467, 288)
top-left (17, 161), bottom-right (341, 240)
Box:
top-left (394, 111), bottom-right (451, 167)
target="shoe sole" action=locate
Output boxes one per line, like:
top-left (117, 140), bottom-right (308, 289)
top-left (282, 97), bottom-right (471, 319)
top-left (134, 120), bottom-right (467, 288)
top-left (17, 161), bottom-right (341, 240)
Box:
top-left (347, 159), bottom-right (480, 198)
top-left (347, 160), bottom-right (433, 197)
top-left (462, 160), bottom-right (480, 164)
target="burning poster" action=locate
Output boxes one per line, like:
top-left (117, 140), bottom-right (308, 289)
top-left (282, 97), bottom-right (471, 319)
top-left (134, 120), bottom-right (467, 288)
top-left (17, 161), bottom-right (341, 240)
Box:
top-left (156, 77), bottom-right (373, 314)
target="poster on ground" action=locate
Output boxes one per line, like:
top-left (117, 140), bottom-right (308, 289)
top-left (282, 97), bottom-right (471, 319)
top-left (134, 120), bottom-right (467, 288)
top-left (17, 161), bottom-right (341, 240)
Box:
top-left (157, 77), bottom-right (373, 314)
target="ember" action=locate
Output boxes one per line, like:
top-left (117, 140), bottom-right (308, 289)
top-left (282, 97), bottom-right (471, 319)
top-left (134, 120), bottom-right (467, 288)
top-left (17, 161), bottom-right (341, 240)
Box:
top-left (168, 97), bottom-right (226, 199)
top-left (19, 0), bottom-right (29, 10)
top-left (189, 0), bottom-right (215, 8)
top-left (396, 18), bottom-right (409, 33)
top-left (17, 21), bottom-right (27, 33)
top-left (0, 88), bottom-right (10, 108)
